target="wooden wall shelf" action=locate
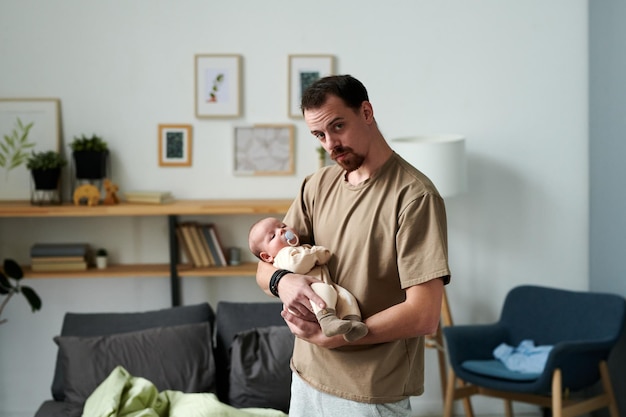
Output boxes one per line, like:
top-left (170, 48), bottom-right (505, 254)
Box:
top-left (0, 199), bottom-right (290, 305)
top-left (0, 199), bottom-right (292, 217)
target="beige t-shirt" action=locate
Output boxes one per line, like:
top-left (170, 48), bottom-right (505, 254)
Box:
top-left (284, 152), bottom-right (450, 403)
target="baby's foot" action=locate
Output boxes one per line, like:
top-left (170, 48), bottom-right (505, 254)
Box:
top-left (317, 308), bottom-right (352, 337)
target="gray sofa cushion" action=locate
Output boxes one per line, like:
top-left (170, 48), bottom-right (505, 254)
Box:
top-left (228, 325), bottom-right (294, 413)
top-left (54, 322), bottom-right (215, 406)
top-left (51, 302), bottom-right (214, 401)
top-left (214, 301), bottom-right (285, 403)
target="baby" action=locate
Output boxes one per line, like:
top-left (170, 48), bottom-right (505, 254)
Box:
top-left (248, 217), bottom-right (368, 342)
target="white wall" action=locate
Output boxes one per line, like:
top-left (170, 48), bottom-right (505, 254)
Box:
top-left (0, 1), bottom-right (588, 416)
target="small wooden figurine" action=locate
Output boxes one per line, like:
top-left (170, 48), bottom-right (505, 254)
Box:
top-left (73, 184), bottom-right (100, 206)
top-left (103, 178), bottom-right (120, 205)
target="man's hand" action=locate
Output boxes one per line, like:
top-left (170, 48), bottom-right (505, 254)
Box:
top-left (277, 272), bottom-right (326, 321)
top-left (281, 305), bottom-right (346, 349)
top-left (256, 260), bottom-right (326, 322)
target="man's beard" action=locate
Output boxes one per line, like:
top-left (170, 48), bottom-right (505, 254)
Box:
top-left (331, 147), bottom-right (364, 172)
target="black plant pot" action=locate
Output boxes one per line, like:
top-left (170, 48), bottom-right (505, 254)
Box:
top-left (31, 168), bottom-right (62, 205)
top-left (31, 168), bottom-right (61, 190)
top-left (73, 150), bottom-right (108, 180)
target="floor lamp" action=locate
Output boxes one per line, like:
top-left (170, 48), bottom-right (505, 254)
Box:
top-left (391, 135), bottom-right (467, 408)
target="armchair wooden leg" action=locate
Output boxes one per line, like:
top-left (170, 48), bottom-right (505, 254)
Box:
top-left (443, 368), bottom-right (456, 417)
top-left (503, 399), bottom-right (514, 417)
top-left (551, 368), bottom-right (563, 417)
top-left (443, 367), bottom-right (476, 417)
top-left (461, 381), bottom-right (475, 417)
top-left (599, 361), bottom-right (619, 417)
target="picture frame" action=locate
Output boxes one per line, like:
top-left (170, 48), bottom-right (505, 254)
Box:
top-left (234, 124), bottom-right (294, 176)
top-left (158, 124), bottom-right (192, 167)
top-left (0, 98), bottom-right (61, 200)
top-left (195, 54), bottom-right (242, 118)
top-left (288, 54), bottom-right (335, 118)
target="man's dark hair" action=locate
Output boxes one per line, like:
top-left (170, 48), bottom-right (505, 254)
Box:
top-left (300, 74), bottom-right (369, 114)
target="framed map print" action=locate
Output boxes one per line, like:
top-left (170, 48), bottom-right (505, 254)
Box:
top-left (234, 124), bottom-right (294, 175)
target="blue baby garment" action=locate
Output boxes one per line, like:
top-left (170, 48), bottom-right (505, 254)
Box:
top-left (493, 340), bottom-right (553, 374)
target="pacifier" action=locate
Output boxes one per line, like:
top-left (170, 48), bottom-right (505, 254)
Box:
top-left (284, 230), bottom-right (299, 247)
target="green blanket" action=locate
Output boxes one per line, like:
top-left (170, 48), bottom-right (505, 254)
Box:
top-left (83, 366), bottom-right (288, 417)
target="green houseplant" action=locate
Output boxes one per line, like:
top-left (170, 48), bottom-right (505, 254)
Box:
top-left (70, 134), bottom-right (109, 180)
top-left (95, 248), bottom-right (108, 269)
top-left (27, 150), bottom-right (67, 190)
top-left (0, 259), bottom-right (42, 326)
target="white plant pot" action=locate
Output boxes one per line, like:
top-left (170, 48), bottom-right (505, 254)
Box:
top-left (96, 256), bottom-right (108, 269)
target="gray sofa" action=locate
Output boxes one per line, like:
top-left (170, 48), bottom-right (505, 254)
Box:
top-left (34, 301), bottom-right (293, 417)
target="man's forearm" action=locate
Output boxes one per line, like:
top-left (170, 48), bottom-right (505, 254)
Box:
top-left (256, 260), bottom-right (278, 297)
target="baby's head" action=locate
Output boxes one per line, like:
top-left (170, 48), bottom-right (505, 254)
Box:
top-left (248, 217), bottom-right (300, 263)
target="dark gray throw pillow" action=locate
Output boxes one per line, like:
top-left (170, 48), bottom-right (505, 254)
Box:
top-left (54, 322), bottom-right (215, 406)
top-left (228, 325), bottom-right (294, 412)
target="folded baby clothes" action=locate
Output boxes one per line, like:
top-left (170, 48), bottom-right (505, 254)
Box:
top-left (493, 339), bottom-right (553, 374)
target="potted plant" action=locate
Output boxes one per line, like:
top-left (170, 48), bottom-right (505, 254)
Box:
top-left (26, 150), bottom-right (67, 190)
top-left (0, 259), bottom-right (42, 326)
top-left (70, 134), bottom-right (109, 180)
top-left (95, 248), bottom-right (108, 269)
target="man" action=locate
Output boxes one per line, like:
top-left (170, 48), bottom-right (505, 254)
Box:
top-left (256, 74), bottom-right (450, 416)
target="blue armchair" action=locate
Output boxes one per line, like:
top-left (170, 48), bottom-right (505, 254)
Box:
top-left (442, 285), bottom-right (626, 417)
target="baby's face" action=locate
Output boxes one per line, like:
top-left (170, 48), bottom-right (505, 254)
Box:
top-left (255, 218), bottom-right (299, 260)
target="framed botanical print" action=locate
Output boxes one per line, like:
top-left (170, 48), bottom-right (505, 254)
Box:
top-left (158, 124), bottom-right (192, 167)
top-left (0, 98), bottom-right (61, 200)
top-left (195, 54), bottom-right (242, 118)
top-left (288, 54), bottom-right (335, 118)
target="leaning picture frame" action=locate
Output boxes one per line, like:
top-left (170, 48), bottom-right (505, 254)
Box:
top-left (158, 124), bottom-right (192, 167)
top-left (234, 124), bottom-right (294, 176)
top-left (195, 54), bottom-right (242, 118)
top-left (288, 54), bottom-right (335, 118)
top-left (0, 98), bottom-right (61, 200)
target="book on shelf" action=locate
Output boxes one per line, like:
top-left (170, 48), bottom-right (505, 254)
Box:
top-left (31, 256), bottom-right (85, 263)
top-left (31, 261), bottom-right (88, 272)
top-left (196, 225), bottom-right (216, 266)
top-left (178, 223), bottom-right (203, 267)
top-left (30, 243), bottom-right (90, 258)
top-left (206, 224), bottom-right (228, 267)
top-left (123, 191), bottom-right (174, 204)
top-left (175, 227), bottom-right (193, 266)
top-left (200, 224), bottom-right (223, 267)
top-left (188, 223), bottom-right (211, 267)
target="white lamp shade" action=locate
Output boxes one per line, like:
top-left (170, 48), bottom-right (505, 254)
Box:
top-left (391, 135), bottom-right (467, 198)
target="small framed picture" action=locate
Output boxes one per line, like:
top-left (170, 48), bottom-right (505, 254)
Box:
top-left (158, 124), bottom-right (192, 167)
top-left (288, 54), bottom-right (335, 118)
top-left (195, 54), bottom-right (242, 118)
top-left (234, 124), bottom-right (294, 176)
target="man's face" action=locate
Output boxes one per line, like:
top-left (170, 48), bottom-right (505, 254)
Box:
top-left (304, 95), bottom-right (373, 172)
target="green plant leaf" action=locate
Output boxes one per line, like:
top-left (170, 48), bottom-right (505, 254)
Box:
top-left (3, 259), bottom-right (23, 280)
top-left (5, 135), bottom-right (15, 148)
top-left (20, 286), bottom-right (42, 312)
top-left (1, 117), bottom-right (36, 173)
top-left (0, 272), bottom-right (13, 293)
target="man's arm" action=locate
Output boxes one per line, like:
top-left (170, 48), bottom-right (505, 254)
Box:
top-left (282, 277), bottom-right (444, 348)
top-left (255, 260), bottom-right (327, 319)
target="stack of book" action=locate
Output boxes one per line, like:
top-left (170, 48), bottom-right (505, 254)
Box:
top-left (30, 243), bottom-right (90, 271)
top-left (176, 222), bottom-right (228, 267)
top-left (123, 190), bottom-right (174, 204)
